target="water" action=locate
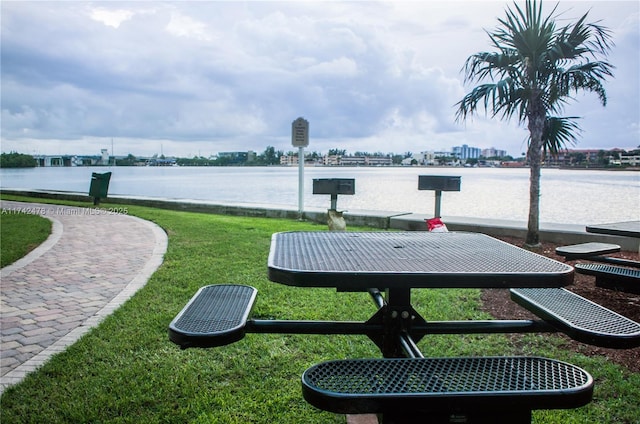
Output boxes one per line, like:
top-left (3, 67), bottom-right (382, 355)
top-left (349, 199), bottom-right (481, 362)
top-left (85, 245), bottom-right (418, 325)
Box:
top-left (1, 166), bottom-right (638, 225)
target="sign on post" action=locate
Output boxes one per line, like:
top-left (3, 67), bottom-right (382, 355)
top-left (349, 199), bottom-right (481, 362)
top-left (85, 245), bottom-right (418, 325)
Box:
top-left (291, 117), bottom-right (309, 147)
top-left (292, 117), bottom-right (309, 217)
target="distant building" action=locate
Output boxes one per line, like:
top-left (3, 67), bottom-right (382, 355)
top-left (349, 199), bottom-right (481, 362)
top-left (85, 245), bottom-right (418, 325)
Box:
top-left (323, 155), bottom-right (340, 166)
top-left (218, 151), bottom-right (249, 164)
top-left (336, 156), bottom-right (366, 166)
top-left (34, 155), bottom-right (69, 167)
top-left (481, 147), bottom-right (507, 158)
top-left (614, 152), bottom-right (640, 166)
top-left (100, 149), bottom-right (110, 165)
top-left (320, 154), bottom-right (391, 166)
top-left (364, 156), bottom-right (392, 166)
top-left (433, 150), bottom-right (452, 157)
top-left (280, 154), bottom-right (299, 165)
top-left (216, 150), bottom-right (256, 164)
top-left (501, 161), bottom-right (526, 167)
top-left (544, 148), bottom-right (627, 166)
top-left (417, 151), bottom-right (437, 165)
top-left (75, 156), bottom-right (101, 166)
top-left (34, 155), bottom-right (102, 166)
top-left (452, 144), bottom-right (481, 160)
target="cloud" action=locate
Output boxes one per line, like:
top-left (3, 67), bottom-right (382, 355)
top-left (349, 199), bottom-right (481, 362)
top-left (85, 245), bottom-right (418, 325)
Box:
top-left (1, 1), bottom-right (638, 157)
top-left (90, 7), bottom-right (134, 28)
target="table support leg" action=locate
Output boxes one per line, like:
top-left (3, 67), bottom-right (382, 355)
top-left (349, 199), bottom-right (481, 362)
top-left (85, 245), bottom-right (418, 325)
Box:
top-left (366, 288), bottom-right (427, 358)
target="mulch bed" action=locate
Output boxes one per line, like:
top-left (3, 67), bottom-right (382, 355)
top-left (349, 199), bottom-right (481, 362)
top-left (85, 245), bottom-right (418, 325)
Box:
top-left (482, 236), bottom-right (640, 373)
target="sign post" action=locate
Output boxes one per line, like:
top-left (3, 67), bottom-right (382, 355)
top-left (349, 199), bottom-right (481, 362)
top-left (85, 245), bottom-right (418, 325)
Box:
top-left (292, 117), bottom-right (309, 218)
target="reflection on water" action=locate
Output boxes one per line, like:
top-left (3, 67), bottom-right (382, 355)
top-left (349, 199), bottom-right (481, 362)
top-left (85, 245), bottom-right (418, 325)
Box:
top-left (1, 166), bottom-right (638, 225)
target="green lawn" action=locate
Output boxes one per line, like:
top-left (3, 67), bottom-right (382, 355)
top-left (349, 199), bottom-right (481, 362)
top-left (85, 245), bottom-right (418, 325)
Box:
top-left (1, 195), bottom-right (638, 423)
top-left (0, 208), bottom-right (52, 268)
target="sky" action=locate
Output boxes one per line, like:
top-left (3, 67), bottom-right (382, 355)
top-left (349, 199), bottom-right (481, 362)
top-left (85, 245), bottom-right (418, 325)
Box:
top-left (1, 1), bottom-right (638, 159)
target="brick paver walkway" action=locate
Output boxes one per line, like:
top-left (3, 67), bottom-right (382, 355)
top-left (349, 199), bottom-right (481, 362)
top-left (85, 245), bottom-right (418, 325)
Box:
top-left (0, 201), bottom-right (167, 394)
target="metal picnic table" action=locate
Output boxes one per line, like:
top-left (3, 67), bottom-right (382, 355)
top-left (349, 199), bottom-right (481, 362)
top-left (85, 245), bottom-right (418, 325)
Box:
top-left (169, 231), bottom-right (640, 424)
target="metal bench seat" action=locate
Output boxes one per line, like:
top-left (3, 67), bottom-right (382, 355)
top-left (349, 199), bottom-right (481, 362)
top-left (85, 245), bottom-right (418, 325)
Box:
top-left (576, 263), bottom-right (640, 279)
top-left (302, 357), bottom-right (593, 422)
top-left (510, 288), bottom-right (640, 348)
top-left (575, 263), bottom-right (640, 294)
top-left (169, 284), bottom-right (257, 349)
top-left (555, 242), bottom-right (620, 260)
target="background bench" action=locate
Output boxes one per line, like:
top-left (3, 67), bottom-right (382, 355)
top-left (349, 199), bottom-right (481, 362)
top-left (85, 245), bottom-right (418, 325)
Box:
top-left (555, 242), bottom-right (620, 260)
top-left (575, 263), bottom-right (640, 294)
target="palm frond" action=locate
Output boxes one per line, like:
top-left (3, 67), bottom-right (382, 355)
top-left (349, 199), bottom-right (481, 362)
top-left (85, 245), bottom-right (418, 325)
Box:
top-left (462, 49), bottom-right (519, 83)
top-left (555, 61), bottom-right (613, 105)
top-left (546, 13), bottom-right (613, 65)
top-left (455, 79), bottom-right (527, 123)
top-left (540, 116), bottom-right (582, 156)
top-left (585, 22), bottom-right (615, 56)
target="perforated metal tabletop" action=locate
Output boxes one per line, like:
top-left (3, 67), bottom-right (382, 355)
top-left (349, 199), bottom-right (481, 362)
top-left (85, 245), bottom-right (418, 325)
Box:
top-left (268, 231), bottom-right (573, 290)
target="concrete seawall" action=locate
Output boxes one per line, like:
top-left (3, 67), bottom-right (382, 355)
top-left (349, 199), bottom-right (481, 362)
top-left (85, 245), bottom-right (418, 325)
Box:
top-left (2, 188), bottom-right (638, 252)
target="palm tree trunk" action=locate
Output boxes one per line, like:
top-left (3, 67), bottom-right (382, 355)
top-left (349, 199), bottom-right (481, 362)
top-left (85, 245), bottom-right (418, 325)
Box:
top-left (526, 145), bottom-right (542, 247)
top-left (526, 104), bottom-right (546, 248)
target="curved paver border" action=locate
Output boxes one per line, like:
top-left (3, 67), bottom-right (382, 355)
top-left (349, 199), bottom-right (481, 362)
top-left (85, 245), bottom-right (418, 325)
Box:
top-left (0, 202), bottom-right (168, 394)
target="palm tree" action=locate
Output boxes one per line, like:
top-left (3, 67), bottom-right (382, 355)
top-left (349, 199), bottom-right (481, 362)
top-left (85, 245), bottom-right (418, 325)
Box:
top-left (455, 0), bottom-right (613, 247)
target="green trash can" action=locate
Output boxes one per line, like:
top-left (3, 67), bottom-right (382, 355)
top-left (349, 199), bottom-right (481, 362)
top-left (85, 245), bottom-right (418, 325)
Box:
top-left (89, 172), bottom-right (112, 205)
